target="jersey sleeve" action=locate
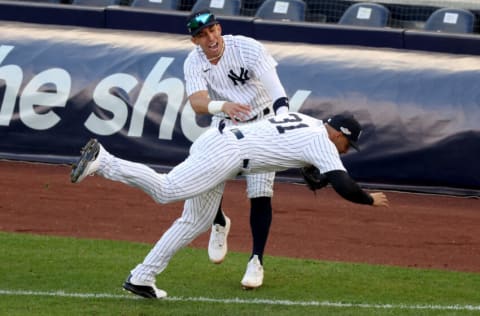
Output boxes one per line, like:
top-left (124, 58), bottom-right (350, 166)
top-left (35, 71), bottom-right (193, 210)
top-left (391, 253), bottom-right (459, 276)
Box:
top-left (184, 51), bottom-right (208, 97)
top-left (307, 133), bottom-right (347, 174)
top-left (237, 36), bottom-right (278, 78)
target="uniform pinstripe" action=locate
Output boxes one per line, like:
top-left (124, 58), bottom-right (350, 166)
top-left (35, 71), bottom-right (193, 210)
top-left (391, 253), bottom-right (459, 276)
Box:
top-left (93, 112), bottom-right (345, 282)
top-left (185, 35), bottom-right (275, 122)
top-left (184, 34), bottom-right (278, 199)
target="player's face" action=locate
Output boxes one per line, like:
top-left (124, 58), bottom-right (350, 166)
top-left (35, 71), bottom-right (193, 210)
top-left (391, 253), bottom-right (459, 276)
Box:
top-left (191, 24), bottom-right (224, 60)
top-left (333, 133), bottom-right (351, 154)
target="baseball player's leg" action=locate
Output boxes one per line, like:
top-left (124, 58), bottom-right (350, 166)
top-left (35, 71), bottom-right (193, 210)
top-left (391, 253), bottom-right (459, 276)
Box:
top-left (241, 171), bottom-right (275, 289)
top-left (208, 198), bottom-right (231, 263)
top-left (246, 172), bottom-right (274, 261)
top-left (126, 183), bottom-right (224, 295)
top-left (87, 141), bottom-right (237, 204)
top-left (207, 117), bottom-right (232, 263)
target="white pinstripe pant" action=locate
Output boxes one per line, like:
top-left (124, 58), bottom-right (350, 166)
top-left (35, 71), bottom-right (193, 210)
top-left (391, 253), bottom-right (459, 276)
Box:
top-left (96, 130), bottom-right (243, 283)
top-left (211, 115), bottom-right (275, 198)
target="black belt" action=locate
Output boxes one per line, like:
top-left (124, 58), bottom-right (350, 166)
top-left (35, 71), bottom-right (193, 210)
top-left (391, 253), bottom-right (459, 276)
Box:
top-left (242, 159), bottom-right (249, 170)
top-left (225, 107), bottom-right (270, 122)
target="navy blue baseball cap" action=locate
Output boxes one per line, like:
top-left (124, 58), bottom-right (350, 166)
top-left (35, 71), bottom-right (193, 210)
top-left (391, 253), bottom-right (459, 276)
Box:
top-left (187, 10), bottom-right (218, 36)
top-left (327, 114), bottom-right (362, 150)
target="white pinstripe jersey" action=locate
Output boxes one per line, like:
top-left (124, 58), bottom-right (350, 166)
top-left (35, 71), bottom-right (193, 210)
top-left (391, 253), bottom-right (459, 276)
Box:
top-left (193, 112), bottom-right (347, 175)
top-left (184, 34), bottom-right (277, 122)
top-left (232, 112), bottom-right (346, 174)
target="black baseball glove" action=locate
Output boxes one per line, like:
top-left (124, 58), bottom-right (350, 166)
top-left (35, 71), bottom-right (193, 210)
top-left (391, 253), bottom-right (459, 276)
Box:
top-left (300, 165), bottom-right (329, 192)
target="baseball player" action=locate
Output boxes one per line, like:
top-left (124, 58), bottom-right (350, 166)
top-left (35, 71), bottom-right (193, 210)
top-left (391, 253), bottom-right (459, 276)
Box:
top-left (70, 111), bottom-right (390, 299)
top-left (183, 9), bottom-right (291, 289)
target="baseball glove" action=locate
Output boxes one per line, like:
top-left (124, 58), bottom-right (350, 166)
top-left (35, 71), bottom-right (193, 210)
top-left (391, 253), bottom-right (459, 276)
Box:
top-left (300, 165), bottom-right (329, 192)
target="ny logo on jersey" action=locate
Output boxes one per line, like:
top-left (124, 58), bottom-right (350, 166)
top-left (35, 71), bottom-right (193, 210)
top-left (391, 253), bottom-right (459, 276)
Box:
top-left (228, 67), bottom-right (250, 85)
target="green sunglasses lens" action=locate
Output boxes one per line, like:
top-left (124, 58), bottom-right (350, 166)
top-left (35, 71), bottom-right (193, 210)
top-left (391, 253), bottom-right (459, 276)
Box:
top-left (188, 13), bottom-right (214, 32)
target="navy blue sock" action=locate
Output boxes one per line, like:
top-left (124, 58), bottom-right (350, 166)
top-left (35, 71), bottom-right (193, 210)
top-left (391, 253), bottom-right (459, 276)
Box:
top-left (212, 200), bottom-right (226, 226)
top-left (249, 197), bottom-right (272, 265)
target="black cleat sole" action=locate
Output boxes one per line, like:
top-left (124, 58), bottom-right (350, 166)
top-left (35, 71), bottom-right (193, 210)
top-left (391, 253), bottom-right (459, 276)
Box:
top-left (123, 281), bottom-right (158, 299)
top-left (70, 138), bottom-right (99, 183)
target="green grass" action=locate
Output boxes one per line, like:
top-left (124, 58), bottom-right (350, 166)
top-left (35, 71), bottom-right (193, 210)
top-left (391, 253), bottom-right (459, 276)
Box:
top-left (1, 231), bottom-right (479, 315)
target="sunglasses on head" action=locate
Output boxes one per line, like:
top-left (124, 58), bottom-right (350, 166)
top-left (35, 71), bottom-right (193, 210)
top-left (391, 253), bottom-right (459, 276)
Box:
top-left (187, 12), bottom-right (216, 34)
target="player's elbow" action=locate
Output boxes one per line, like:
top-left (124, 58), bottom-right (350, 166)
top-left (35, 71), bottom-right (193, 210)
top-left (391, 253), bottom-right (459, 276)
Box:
top-left (189, 92), bottom-right (210, 114)
top-left (190, 101), bottom-right (207, 114)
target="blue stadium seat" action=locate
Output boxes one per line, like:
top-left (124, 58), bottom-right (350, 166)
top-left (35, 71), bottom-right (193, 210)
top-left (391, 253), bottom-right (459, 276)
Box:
top-left (71, 0), bottom-right (121, 6)
top-left (191, 0), bottom-right (241, 16)
top-left (11, 0), bottom-right (62, 4)
top-left (19, 0), bottom-right (62, 3)
top-left (338, 2), bottom-right (390, 27)
top-left (424, 8), bottom-right (476, 34)
top-left (255, 0), bottom-right (306, 21)
top-left (130, 0), bottom-right (180, 10)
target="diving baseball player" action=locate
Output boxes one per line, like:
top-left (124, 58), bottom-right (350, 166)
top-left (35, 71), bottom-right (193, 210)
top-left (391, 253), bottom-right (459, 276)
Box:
top-left (70, 111), bottom-right (390, 299)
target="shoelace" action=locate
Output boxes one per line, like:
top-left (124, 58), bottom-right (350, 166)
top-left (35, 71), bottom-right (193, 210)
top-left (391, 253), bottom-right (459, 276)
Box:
top-left (212, 225), bottom-right (226, 247)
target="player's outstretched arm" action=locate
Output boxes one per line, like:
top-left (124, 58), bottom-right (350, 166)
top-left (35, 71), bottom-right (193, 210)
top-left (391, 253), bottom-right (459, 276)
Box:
top-left (325, 170), bottom-right (389, 207)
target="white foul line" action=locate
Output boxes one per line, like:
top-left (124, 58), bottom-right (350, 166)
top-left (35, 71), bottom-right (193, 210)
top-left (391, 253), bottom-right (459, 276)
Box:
top-left (1, 289), bottom-right (479, 311)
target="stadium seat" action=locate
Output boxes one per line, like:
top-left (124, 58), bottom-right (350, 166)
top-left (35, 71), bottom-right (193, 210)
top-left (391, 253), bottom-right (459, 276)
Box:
top-left (254, 0), bottom-right (306, 22)
top-left (130, 0), bottom-right (180, 10)
top-left (18, 0), bottom-right (62, 3)
top-left (71, 0), bottom-right (121, 6)
top-left (191, 0), bottom-right (241, 16)
top-left (424, 8), bottom-right (476, 34)
top-left (338, 2), bottom-right (390, 27)
top-left (11, 0), bottom-right (63, 4)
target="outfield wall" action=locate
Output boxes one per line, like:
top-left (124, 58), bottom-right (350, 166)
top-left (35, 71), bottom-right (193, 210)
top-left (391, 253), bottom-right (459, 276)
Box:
top-left (0, 23), bottom-right (479, 196)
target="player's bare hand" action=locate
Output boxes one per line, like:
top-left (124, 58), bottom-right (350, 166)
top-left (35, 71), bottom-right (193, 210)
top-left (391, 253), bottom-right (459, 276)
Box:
top-left (370, 192), bottom-right (389, 207)
top-left (223, 102), bottom-right (251, 123)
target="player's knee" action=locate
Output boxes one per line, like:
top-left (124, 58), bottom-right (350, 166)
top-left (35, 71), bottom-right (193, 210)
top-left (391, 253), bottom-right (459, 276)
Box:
top-left (153, 194), bottom-right (176, 204)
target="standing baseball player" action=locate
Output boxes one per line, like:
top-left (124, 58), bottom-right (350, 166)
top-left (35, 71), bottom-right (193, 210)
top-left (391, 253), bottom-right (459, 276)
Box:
top-left (70, 111), bottom-right (390, 299)
top-left (184, 9), bottom-right (291, 289)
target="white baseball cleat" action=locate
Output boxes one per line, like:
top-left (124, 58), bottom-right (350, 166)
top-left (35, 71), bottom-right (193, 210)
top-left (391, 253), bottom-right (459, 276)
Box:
top-left (208, 216), bottom-right (231, 264)
top-left (70, 138), bottom-right (105, 183)
top-left (241, 255), bottom-right (264, 289)
top-left (123, 274), bottom-right (167, 299)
